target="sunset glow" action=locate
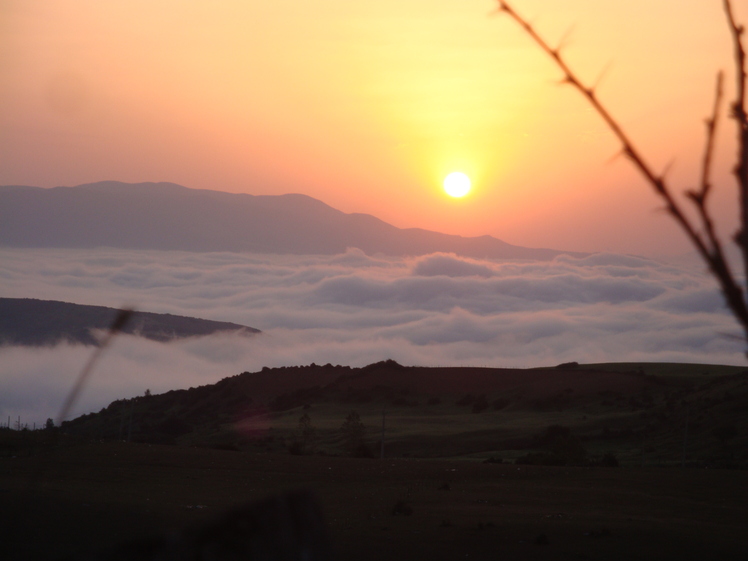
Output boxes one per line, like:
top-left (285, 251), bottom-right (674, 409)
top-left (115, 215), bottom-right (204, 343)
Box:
top-left (0, 0), bottom-right (744, 255)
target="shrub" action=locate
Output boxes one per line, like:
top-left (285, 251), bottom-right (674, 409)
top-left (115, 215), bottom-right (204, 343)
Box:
top-left (555, 362), bottom-right (579, 370)
top-left (518, 425), bottom-right (588, 465)
top-left (600, 453), bottom-right (619, 467)
top-left (156, 416), bottom-right (193, 437)
top-left (492, 398), bottom-right (510, 410)
top-left (471, 395), bottom-right (490, 413)
top-left (340, 411), bottom-right (368, 457)
top-left (456, 394), bottom-right (475, 406)
top-left (289, 412), bottom-right (316, 455)
top-left (392, 501), bottom-right (413, 516)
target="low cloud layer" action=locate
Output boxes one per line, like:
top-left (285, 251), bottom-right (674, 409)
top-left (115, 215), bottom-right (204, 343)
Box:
top-left (0, 247), bottom-right (743, 425)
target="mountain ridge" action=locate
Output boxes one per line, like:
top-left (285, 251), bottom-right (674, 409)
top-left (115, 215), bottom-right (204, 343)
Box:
top-left (0, 181), bottom-right (584, 259)
top-left (0, 298), bottom-right (260, 346)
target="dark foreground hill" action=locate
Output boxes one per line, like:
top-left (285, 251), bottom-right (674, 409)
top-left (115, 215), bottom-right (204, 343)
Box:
top-left (3, 361), bottom-right (747, 561)
top-left (0, 298), bottom-right (259, 346)
top-left (0, 181), bottom-right (582, 259)
top-left (60, 360), bottom-right (748, 468)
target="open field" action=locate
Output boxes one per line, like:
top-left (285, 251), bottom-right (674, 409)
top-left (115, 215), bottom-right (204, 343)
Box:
top-left (0, 441), bottom-right (746, 560)
top-left (2, 362), bottom-right (747, 559)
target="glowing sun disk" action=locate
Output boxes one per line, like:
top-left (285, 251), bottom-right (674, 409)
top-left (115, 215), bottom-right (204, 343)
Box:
top-left (443, 172), bottom-right (471, 198)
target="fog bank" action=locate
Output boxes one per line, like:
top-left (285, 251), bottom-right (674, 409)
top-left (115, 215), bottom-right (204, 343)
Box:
top-left (0, 247), bottom-right (742, 425)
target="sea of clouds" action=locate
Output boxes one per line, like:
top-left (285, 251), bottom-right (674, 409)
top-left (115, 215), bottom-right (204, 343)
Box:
top-left (0, 247), bottom-right (744, 425)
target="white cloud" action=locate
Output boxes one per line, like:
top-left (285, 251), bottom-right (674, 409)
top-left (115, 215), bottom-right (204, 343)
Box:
top-left (413, 254), bottom-right (494, 278)
top-left (0, 247), bottom-right (744, 425)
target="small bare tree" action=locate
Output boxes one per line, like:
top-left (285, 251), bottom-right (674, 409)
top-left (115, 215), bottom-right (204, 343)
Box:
top-left (289, 412), bottom-right (317, 455)
top-left (340, 410), bottom-right (369, 457)
top-left (496, 1), bottom-right (748, 347)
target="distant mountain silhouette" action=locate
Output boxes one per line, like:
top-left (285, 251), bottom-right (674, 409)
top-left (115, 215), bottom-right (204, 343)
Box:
top-left (0, 298), bottom-right (260, 346)
top-left (0, 181), bottom-right (582, 259)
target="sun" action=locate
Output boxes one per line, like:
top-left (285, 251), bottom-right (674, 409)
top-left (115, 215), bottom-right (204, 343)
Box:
top-left (443, 172), bottom-right (471, 198)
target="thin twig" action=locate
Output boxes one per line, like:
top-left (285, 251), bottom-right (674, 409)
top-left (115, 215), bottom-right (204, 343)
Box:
top-left (556, 24), bottom-right (576, 53)
top-left (698, 72), bottom-right (724, 202)
top-left (688, 73), bottom-right (724, 257)
top-left (592, 60), bottom-right (614, 93)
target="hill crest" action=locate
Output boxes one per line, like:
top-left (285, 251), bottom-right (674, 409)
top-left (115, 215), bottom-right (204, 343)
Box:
top-left (0, 298), bottom-right (259, 346)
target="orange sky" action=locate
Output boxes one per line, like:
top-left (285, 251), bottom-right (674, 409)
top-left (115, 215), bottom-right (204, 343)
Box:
top-left (1, 0), bottom-right (745, 256)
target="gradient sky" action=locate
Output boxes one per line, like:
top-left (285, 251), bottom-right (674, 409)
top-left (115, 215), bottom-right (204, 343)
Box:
top-left (1, 0), bottom-right (745, 256)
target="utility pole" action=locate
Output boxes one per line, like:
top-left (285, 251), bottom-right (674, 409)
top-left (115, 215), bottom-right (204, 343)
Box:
top-left (681, 407), bottom-right (689, 469)
top-left (127, 401), bottom-right (134, 442)
top-left (380, 409), bottom-right (385, 460)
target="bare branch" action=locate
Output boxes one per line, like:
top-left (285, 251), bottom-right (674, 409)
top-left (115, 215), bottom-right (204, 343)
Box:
top-left (724, 0), bottom-right (747, 128)
top-left (697, 72), bottom-right (724, 203)
top-left (497, 1), bottom-right (748, 341)
top-left (56, 307), bottom-right (134, 425)
top-left (723, 0), bottom-right (748, 289)
top-left (496, 3), bottom-right (702, 247)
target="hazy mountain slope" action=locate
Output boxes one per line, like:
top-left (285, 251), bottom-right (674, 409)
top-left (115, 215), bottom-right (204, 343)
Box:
top-left (0, 298), bottom-right (260, 346)
top-left (0, 182), bottom-right (581, 259)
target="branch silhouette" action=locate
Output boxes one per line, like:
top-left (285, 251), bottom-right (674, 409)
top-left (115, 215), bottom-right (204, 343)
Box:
top-left (25, 307), bottom-right (133, 496)
top-left (56, 307), bottom-right (134, 426)
top-left (496, 1), bottom-right (748, 346)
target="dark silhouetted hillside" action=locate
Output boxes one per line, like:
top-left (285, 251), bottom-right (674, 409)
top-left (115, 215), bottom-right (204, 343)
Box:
top-left (0, 298), bottom-right (259, 346)
top-left (0, 182), bottom-right (583, 259)
top-left (61, 360), bottom-right (748, 468)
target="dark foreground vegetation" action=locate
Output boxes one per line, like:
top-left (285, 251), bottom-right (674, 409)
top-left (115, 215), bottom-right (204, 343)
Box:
top-left (2, 361), bottom-right (747, 559)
